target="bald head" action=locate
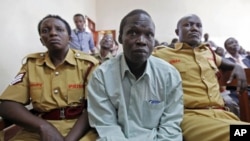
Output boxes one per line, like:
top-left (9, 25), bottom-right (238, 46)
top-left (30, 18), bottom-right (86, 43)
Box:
top-left (175, 14), bottom-right (203, 47)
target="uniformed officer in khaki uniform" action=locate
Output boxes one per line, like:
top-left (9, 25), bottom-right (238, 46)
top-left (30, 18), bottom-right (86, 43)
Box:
top-left (0, 15), bottom-right (99, 141)
top-left (93, 34), bottom-right (114, 64)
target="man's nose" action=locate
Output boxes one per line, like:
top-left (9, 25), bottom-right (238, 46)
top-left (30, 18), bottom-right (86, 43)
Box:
top-left (49, 28), bottom-right (57, 36)
top-left (136, 35), bottom-right (147, 43)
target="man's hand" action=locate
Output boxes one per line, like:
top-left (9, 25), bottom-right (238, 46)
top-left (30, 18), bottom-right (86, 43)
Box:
top-left (39, 123), bottom-right (64, 141)
top-left (227, 64), bottom-right (247, 94)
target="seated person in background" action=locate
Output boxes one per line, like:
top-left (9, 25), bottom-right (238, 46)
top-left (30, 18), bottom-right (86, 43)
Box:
top-left (224, 37), bottom-right (250, 112)
top-left (168, 38), bottom-right (178, 48)
top-left (203, 32), bottom-right (217, 50)
top-left (0, 15), bottom-right (99, 141)
top-left (238, 46), bottom-right (247, 57)
top-left (214, 45), bottom-right (240, 117)
top-left (215, 46), bottom-right (225, 57)
top-left (224, 37), bottom-right (250, 68)
top-left (153, 14), bottom-right (249, 141)
top-left (94, 34), bottom-right (113, 63)
top-left (160, 41), bottom-right (169, 46)
top-left (110, 39), bottom-right (119, 57)
top-left (87, 9), bottom-right (183, 141)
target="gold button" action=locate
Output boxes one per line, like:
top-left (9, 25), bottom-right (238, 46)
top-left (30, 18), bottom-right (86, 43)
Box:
top-left (40, 53), bottom-right (44, 57)
top-left (75, 53), bottom-right (80, 57)
top-left (55, 71), bottom-right (59, 76)
top-left (54, 89), bottom-right (59, 94)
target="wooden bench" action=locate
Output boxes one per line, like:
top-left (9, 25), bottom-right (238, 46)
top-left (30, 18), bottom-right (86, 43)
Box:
top-left (219, 68), bottom-right (250, 122)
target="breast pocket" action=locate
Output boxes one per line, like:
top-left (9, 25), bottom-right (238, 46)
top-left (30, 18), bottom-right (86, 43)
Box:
top-left (142, 101), bottom-right (164, 129)
top-left (30, 87), bottom-right (42, 105)
top-left (67, 89), bottom-right (84, 104)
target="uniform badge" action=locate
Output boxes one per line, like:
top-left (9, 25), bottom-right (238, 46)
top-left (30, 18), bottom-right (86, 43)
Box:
top-left (10, 73), bottom-right (26, 85)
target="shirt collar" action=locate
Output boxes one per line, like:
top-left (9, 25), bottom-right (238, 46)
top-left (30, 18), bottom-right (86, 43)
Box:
top-left (75, 28), bottom-right (86, 33)
top-left (174, 42), bottom-right (208, 50)
top-left (120, 54), bottom-right (151, 80)
top-left (37, 48), bottom-right (76, 67)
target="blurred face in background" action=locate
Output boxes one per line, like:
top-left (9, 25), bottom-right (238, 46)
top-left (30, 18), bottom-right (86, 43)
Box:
top-left (74, 15), bottom-right (85, 31)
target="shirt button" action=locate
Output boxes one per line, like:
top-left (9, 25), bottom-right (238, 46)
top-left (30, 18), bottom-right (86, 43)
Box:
top-left (75, 53), bottom-right (80, 57)
top-left (54, 89), bottom-right (59, 94)
top-left (55, 71), bottom-right (59, 76)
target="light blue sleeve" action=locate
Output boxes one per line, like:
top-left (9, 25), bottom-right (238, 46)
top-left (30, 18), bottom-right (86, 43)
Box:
top-left (157, 69), bottom-right (183, 141)
top-left (88, 33), bottom-right (95, 51)
top-left (87, 69), bottom-right (128, 141)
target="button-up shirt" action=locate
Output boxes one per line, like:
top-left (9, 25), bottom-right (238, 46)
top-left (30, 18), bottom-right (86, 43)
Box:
top-left (87, 54), bottom-right (183, 141)
top-left (154, 43), bottom-right (224, 109)
top-left (70, 29), bottom-right (95, 53)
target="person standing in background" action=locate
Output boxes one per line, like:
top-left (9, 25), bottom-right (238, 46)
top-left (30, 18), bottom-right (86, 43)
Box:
top-left (70, 13), bottom-right (95, 54)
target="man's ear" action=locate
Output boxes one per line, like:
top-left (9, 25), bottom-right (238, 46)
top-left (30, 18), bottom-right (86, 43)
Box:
top-left (118, 35), bottom-right (122, 44)
top-left (175, 29), bottom-right (179, 36)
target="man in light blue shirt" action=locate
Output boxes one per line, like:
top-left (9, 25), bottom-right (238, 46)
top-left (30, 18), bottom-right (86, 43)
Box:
top-left (70, 13), bottom-right (95, 54)
top-left (87, 9), bottom-right (183, 141)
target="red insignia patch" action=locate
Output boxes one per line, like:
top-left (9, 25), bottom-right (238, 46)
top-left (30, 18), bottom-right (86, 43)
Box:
top-left (10, 72), bottom-right (26, 85)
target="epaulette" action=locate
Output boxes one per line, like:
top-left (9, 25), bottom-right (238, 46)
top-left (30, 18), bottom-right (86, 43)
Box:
top-left (72, 49), bottom-right (99, 65)
top-left (21, 52), bottom-right (46, 64)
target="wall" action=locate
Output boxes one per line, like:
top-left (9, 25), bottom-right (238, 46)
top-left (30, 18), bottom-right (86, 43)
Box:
top-left (96, 0), bottom-right (250, 49)
top-left (0, 0), bottom-right (96, 92)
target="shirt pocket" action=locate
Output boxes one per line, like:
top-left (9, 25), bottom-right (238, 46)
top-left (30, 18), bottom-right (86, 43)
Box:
top-left (142, 100), bottom-right (164, 129)
top-left (30, 87), bottom-right (42, 105)
top-left (67, 89), bottom-right (84, 105)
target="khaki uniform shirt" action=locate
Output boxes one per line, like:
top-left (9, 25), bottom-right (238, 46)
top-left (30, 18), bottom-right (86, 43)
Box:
top-left (93, 52), bottom-right (113, 64)
top-left (0, 49), bottom-right (99, 112)
top-left (154, 43), bottom-right (224, 108)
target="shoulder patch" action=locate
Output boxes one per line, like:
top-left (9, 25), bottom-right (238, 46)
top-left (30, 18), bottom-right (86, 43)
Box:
top-left (10, 72), bottom-right (26, 85)
top-left (22, 52), bottom-right (46, 64)
top-left (72, 50), bottom-right (99, 65)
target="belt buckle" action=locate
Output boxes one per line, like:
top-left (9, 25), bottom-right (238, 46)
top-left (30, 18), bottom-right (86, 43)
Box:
top-left (60, 108), bottom-right (65, 119)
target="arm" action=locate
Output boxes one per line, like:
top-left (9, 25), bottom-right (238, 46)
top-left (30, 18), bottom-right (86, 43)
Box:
top-left (65, 101), bottom-right (90, 141)
top-left (219, 57), bottom-right (247, 93)
top-left (87, 71), bottom-right (128, 141)
top-left (89, 33), bottom-right (96, 54)
top-left (157, 70), bottom-right (183, 141)
top-left (0, 101), bottom-right (64, 141)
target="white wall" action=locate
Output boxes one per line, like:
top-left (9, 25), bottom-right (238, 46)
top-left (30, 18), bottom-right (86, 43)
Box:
top-left (96, 0), bottom-right (250, 49)
top-left (0, 0), bottom-right (96, 92)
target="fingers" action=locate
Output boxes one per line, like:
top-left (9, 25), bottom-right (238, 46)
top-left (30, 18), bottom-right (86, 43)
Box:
top-left (227, 73), bottom-right (234, 84)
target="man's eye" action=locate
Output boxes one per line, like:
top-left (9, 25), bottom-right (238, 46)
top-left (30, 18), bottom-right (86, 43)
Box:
top-left (128, 31), bottom-right (137, 36)
top-left (41, 29), bottom-right (49, 33)
top-left (147, 32), bottom-right (154, 38)
top-left (183, 23), bottom-right (190, 27)
top-left (57, 28), bottom-right (64, 32)
top-left (196, 24), bottom-right (202, 28)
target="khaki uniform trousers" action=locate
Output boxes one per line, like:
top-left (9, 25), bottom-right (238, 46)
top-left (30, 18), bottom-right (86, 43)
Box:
top-left (182, 109), bottom-right (249, 141)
